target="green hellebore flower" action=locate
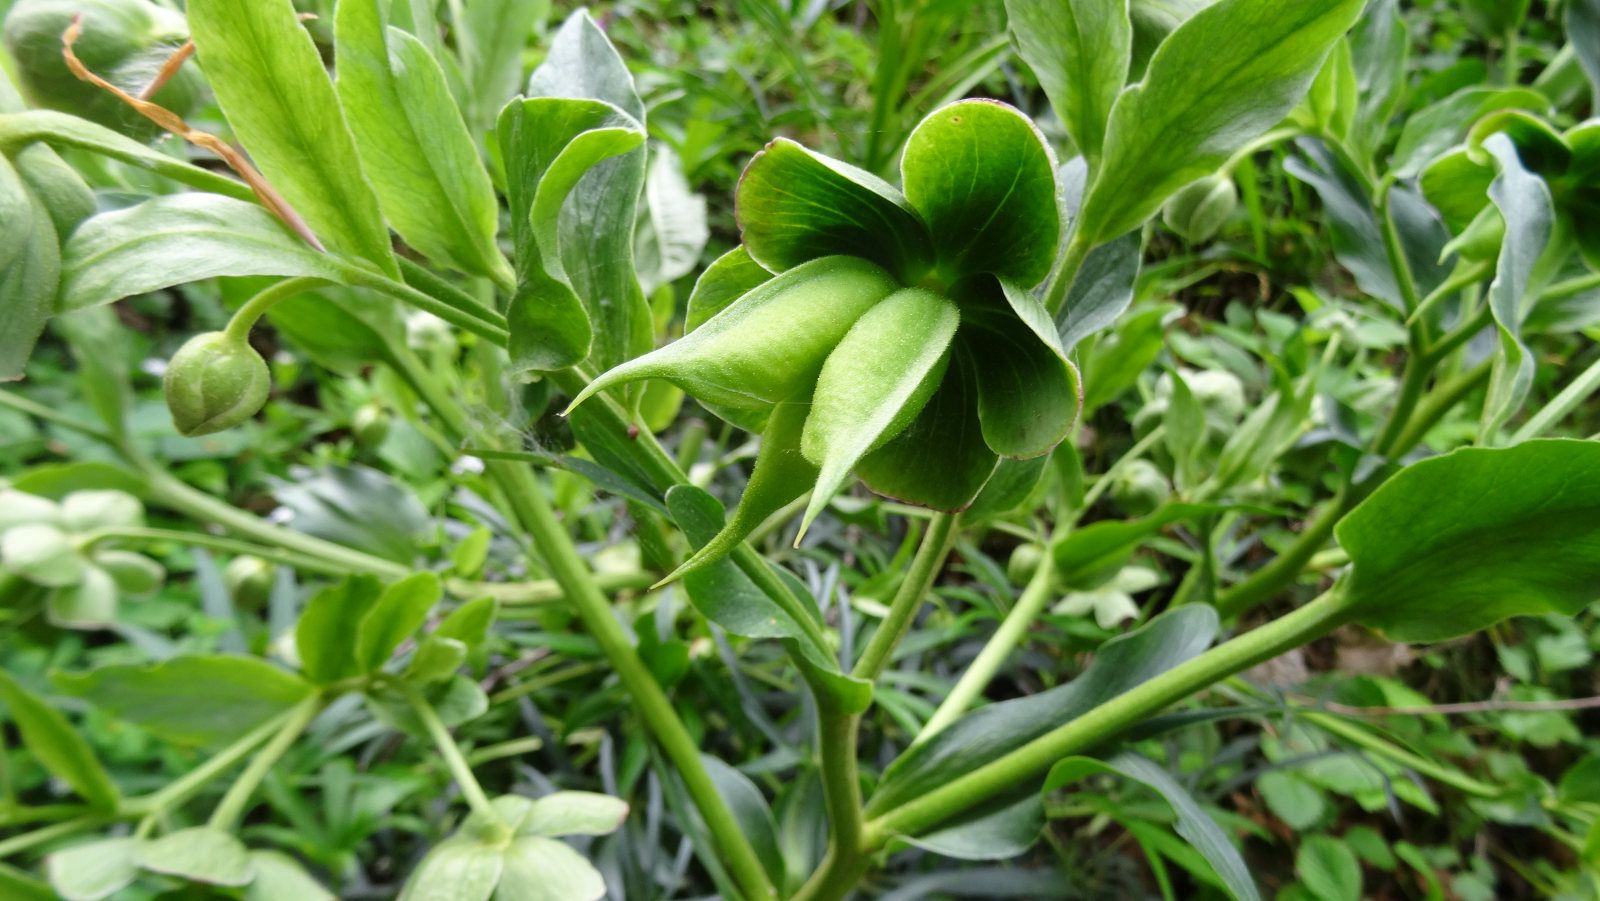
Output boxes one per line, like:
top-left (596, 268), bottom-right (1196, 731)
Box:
top-left (571, 99), bottom-right (1082, 582)
top-left (162, 331), bottom-right (271, 437)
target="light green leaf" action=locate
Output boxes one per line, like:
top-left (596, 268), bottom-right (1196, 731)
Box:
top-left (53, 654), bottom-right (316, 746)
top-left (735, 137), bottom-right (935, 284)
top-left (297, 575), bottom-right (385, 684)
top-left (458, 0), bottom-right (545, 129)
top-left (46, 837), bottom-right (140, 901)
top-left (369, 674), bottom-right (488, 735)
top-left (1004, 0), bottom-right (1130, 171)
top-left (187, 0), bottom-right (398, 276)
top-left (1045, 752), bottom-right (1260, 901)
top-left (398, 836), bottom-right (502, 901)
top-left (800, 288), bottom-right (961, 537)
top-left (868, 606), bottom-right (1219, 816)
top-left (435, 595), bottom-right (498, 653)
top-left (901, 99), bottom-right (1061, 287)
top-left (685, 246), bottom-right (774, 333)
top-left (635, 143), bottom-right (710, 294)
top-left (518, 791), bottom-right (630, 837)
top-left (1078, 0), bottom-right (1365, 242)
top-left (1296, 834), bottom-right (1362, 901)
top-left (245, 850), bottom-right (336, 901)
top-left (1477, 133), bottom-right (1554, 439)
top-left (355, 572), bottom-right (442, 673)
top-left (855, 355), bottom-right (1000, 512)
top-left (0, 155), bottom-right (56, 380)
top-left (1337, 440), bottom-right (1600, 642)
top-left (1, 523), bottom-right (82, 586)
top-left (404, 635), bottom-right (468, 684)
top-left (1164, 370), bottom-right (1207, 490)
top-left (495, 836), bottom-right (605, 901)
top-left (137, 827), bottom-right (254, 887)
top-left (0, 670), bottom-right (119, 809)
top-left (335, 0), bottom-right (509, 283)
top-left (58, 194), bottom-right (345, 313)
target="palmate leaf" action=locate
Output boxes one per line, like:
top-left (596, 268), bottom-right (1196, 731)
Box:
top-left (1338, 440), bottom-right (1600, 642)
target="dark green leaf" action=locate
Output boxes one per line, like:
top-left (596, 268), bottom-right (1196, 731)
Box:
top-left (667, 485), bottom-right (817, 642)
top-left (898, 794), bottom-right (1045, 860)
top-left (52, 655), bottom-right (315, 746)
top-left (0, 156), bottom-right (56, 380)
top-left (1078, 0), bottom-right (1364, 242)
top-left (188, 0), bottom-right (398, 275)
top-left (297, 575), bottom-right (385, 684)
top-left (0, 863), bottom-right (53, 901)
top-left (901, 99), bottom-right (1061, 287)
top-left (334, 0), bottom-right (509, 283)
top-left (856, 355), bottom-right (1000, 512)
top-left (1056, 231), bottom-right (1142, 353)
top-left (1337, 440), bottom-right (1600, 642)
top-left (957, 277), bottom-right (1080, 458)
top-left (355, 572), bottom-right (442, 673)
top-left (702, 755), bottom-right (786, 886)
top-left (1296, 834), bottom-right (1362, 901)
top-left (1004, 0), bottom-right (1130, 171)
top-left (1389, 87), bottom-right (1548, 180)
top-left (270, 465), bottom-right (432, 564)
top-left (0, 670), bottom-right (119, 809)
top-left (868, 606), bottom-right (1219, 816)
top-left (58, 195), bottom-right (344, 313)
top-left (51, 306), bottom-right (130, 435)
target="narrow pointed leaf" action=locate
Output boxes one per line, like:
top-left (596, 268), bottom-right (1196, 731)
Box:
top-left (59, 195), bottom-right (346, 313)
top-left (1338, 440), bottom-right (1600, 642)
top-left (187, 0), bottom-right (397, 276)
top-left (856, 354), bottom-right (1000, 511)
top-left (1079, 0), bottom-right (1365, 242)
top-left (957, 277), bottom-right (1081, 458)
top-left (800, 288), bottom-right (961, 536)
top-left (1478, 133), bottom-right (1554, 438)
top-left (0, 671), bottom-right (119, 809)
top-left (335, 0), bottom-right (508, 282)
top-left (355, 572), bottom-right (443, 673)
top-left (901, 99), bottom-right (1061, 287)
top-left (736, 137), bottom-right (935, 283)
top-left (569, 255), bottom-right (896, 412)
top-left (1004, 0), bottom-right (1130, 171)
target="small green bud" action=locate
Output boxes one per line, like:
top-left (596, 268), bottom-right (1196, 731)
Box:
top-left (62, 489), bottom-right (143, 533)
top-left (162, 331), bottom-right (271, 436)
top-left (0, 489), bottom-right (62, 532)
top-left (93, 549), bottom-right (164, 596)
top-left (1157, 369), bottom-right (1246, 426)
top-left (224, 555), bottom-right (276, 612)
top-left (1, 523), bottom-right (84, 586)
top-left (47, 565), bottom-right (117, 628)
top-left (1110, 459), bottom-right (1171, 517)
top-left (1162, 175), bottom-right (1238, 243)
top-left (352, 403), bottom-right (391, 448)
top-left (1007, 543), bottom-right (1046, 586)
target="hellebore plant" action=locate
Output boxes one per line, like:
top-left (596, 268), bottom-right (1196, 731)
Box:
top-left (570, 98), bottom-right (1080, 579)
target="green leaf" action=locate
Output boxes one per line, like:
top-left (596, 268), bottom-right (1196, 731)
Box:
top-left (1078, 0), bottom-right (1364, 242)
top-left (635, 143), bottom-right (710, 294)
top-left (701, 756), bottom-right (786, 886)
top-left (0, 670), bottom-right (118, 809)
top-left (263, 282), bottom-right (399, 375)
top-left (1337, 440), bottom-right (1600, 642)
top-left (570, 255), bottom-right (897, 412)
top-left (46, 837), bottom-right (141, 901)
top-left (957, 276), bottom-right (1081, 458)
top-left (53, 654), bottom-right (316, 746)
top-left (495, 836), bottom-right (605, 901)
top-left (1571, 0), bottom-right (1600, 100)
top-left (1477, 133), bottom-right (1554, 438)
top-left (51, 306), bottom-right (130, 435)
top-left (868, 606), bottom-right (1219, 816)
top-left (457, 0), bottom-right (545, 130)
top-left (897, 794), bottom-right (1045, 860)
top-left (369, 674), bottom-right (487, 735)
top-left (9, 462), bottom-right (147, 500)
top-left (855, 354), bottom-right (1000, 511)
top-left (514, 791), bottom-right (630, 837)
top-left (0, 156), bottom-right (57, 380)
top-left (1045, 751), bottom-right (1260, 901)
top-left (404, 635), bottom-right (468, 684)
top-left (58, 194), bottom-right (345, 313)
top-left (735, 137), bottom-right (935, 284)
top-left (524, 10), bottom-right (651, 372)
top-left (187, 0), bottom-right (398, 276)
top-left (1056, 231), bottom-right (1142, 353)
top-left (1164, 370), bottom-right (1207, 490)
top-left (137, 827), bottom-right (254, 887)
top-left (0, 863), bottom-right (54, 901)
top-left (334, 0), bottom-right (509, 283)
top-left (1390, 87), bottom-right (1547, 180)
top-left (1, 523), bottom-right (83, 586)
top-left (901, 99), bottom-right (1061, 287)
top-left (800, 288), bottom-right (961, 536)
top-left (355, 572), bottom-right (442, 673)
top-left (1296, 834), bottom-right (1362, 901)
top-left (398, 836), bottom-right (502, 901)
top-left (435, 595), bottom-right (498, 654)
top-left (296, 575), bottom-right (385, 684)
top-left (685, 246), bottom-right (774, 333)
top-left (245, 850), bottom-right (336, 901)
top-left (1005, 0), bottom-right (1129, 171)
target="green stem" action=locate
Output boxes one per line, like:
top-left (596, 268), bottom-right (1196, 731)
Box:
top-left (790, 699), bottom-right (871, 901)
top-left (207, 696), bottom-right (322, 831)
top-left (862, 588), bottom-right (1358, 845)
top-left (1074, 426), bottom-right (1166, 524)
top-left (1371, 342), bottom-right (1433, 459)
top-left (0, 813), bottom-right (117, 859)
top-left (400, 681), bottom-right (504, 830)
top-left (851, 512), bottom-right (960, 681)
top-left (1423, 303), bottom-right (1494, 366)
top-left (398, 258), bottom-right (508, 325)
top-left (224, 277), bottom-right (331, 343)
top-left (1042, 231), bottom-right (1095, 319)
top-left (77, 526), bottom-right (371, 578)
top-left (0, 387), bottom-right (113, 443)
top-left (918, 545), bottom-right (1055, 742)
top-left (1388, 360), bottom-right (1492, 457)
top-left (1406, 260), bottom-right (1492, 327)
top-left (337, 264), bottom-right (510, 346)
top-left (1213, 487), bottom-right (1352, 620)
top-left (1511, 352), bottom-right (1600, 442)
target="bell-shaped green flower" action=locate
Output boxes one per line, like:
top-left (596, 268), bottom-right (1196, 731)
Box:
top-left (162, 331), bottom-right (271, 437)
top-left (571, 99), bottom-right (1083, 580)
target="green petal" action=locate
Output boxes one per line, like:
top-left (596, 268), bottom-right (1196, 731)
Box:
top-left (566, 255), bottom-right (897, 413)
top-left (798, 288), bottom-right (961, 538)
top-left (736, 138), bottom-right (935, 283)
top-left (954, 276), bottom-right (1082, 458)
top-left (685, 246), bottom-right (774, 333)
top-left (856, 355), bottom-right (1000, 511)
top-left (901, 99), bottom-right (1062, 288)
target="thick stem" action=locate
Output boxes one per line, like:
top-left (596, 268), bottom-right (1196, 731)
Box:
top-left (792, 700), bottom-right (869, 901)
top-left (207, 696), bottom-right (322, 831)
top-left (861, 588), bottom-right (1358, 845)
top-left (1389, 360), bottom-right (1493, 457)
top-left (851, 512), bottom-right (960, 681)
top-left (1042, 231), bottom-right (1094, 319)
top-left (1213, 487), bottom-right (1351, 620)
top-left (1371, 341), bottom-right (1432, 459)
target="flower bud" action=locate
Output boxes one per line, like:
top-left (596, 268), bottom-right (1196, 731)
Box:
top-left (352, 404), bottom-right (391, 448)
top-left (224, 555), bottom-right (276, 612)
top-left (1110, 459), bottom-right (1171, 517)
top-left (1162, 175), bottom-right (1238, 244)
top-left (162, 331), bottom-right (270, 436)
